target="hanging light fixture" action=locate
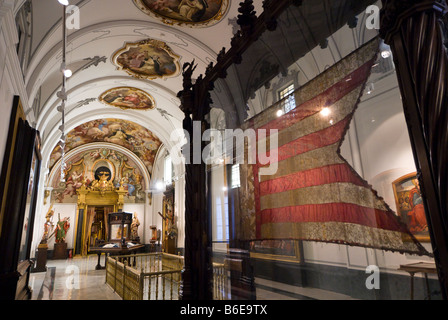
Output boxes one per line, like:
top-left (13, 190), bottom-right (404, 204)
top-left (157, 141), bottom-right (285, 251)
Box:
top-left (58, 2), bottom-right (69, 182)
top-left (380, 40), bottom-right (392, 59)
top-left (320, 107), bottom-right (331, 117)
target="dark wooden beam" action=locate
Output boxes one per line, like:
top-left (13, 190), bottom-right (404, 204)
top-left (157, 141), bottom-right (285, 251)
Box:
top-left (198, 0), bottom-right (296, 89)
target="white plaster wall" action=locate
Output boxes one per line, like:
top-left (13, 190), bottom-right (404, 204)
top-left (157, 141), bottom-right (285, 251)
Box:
top-left (0, 0), bottom-right (21, 172)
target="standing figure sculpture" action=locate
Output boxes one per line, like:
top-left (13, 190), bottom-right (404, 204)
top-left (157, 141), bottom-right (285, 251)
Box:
top-left (130, 214), bottom-right (141, 243)
top-left (40, 204), bottom-right (55, 245)
top-left (55, 214), bottom-right (70, 243)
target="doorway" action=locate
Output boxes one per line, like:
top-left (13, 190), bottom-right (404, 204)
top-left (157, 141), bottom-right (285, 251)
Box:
top-left (89, 207), bottom-right (107, 247)
top-left (75, 205), bottom-right (114, 256)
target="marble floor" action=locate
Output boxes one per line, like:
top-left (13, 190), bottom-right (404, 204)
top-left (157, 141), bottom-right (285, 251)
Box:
top-left (29, 255), bottom-right (354, 300)
top-left (30, 255), bottom-right (120, 300)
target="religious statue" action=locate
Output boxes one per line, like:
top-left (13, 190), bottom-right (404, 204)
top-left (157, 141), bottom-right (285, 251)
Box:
top-left (158, 208), bottom-right (176, 240)
top-left (130, 214), bottom-right (140, 242)
top-left (181, 59), bottom-right (197, 90)
top-left (178, 0), bottom-right (206, 22)
top-left (55, 214), bottom-right (70, 243)
top-left (40, 204), bottom-right (55, 245)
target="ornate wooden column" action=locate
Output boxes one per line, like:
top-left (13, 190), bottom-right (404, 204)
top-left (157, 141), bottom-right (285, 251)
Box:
top-left (380, 0), bottom-right (448, 298)
top-left (178, 62), bottom-right (213, 300)
top-left (176, 0), bottom-right (301, 300)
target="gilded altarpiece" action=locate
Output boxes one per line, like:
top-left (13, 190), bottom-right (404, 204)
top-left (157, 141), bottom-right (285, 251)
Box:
top-left (48, 147), bottom-right (149, 256)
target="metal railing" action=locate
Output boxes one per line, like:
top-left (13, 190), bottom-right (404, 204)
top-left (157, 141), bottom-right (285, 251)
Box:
top-left (213, 262), bottom-right (227, 300)
top-left (106, 253), bottom-right (228, 300)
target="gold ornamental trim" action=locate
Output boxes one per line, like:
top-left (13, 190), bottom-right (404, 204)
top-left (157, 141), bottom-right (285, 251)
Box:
top-left (259, 182), bottom-right (389, 212)
top-left (260, 221), bottom-right (419, 254)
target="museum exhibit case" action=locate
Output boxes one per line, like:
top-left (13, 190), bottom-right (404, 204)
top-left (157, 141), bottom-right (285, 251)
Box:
top-left (177, 0), bottom-right (447, 300)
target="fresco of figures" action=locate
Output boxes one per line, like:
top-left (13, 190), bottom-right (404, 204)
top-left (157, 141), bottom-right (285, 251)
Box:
top-left (100, 87), bottom-right (156, 110)
top-left (49, 119), bottom-right (162, 174)
top-left (50, 148), bottom-right (146, 204)
top-left (113, 39), bottom-right (180, 80)
top-left (133, 0), bottom-right (229, 27)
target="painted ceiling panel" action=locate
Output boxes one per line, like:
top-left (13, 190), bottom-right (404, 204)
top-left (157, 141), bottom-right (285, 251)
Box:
top-left (49, 118), bottom-right (162, 175)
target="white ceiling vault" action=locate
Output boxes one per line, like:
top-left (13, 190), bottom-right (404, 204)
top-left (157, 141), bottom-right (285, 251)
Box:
top-left (23, 0), bottom-right (266, 170)
top-left (20, 0), bottom-right (383, 177)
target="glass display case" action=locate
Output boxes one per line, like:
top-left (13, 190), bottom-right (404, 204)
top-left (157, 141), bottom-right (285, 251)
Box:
top-left (108, 212), bottom-right (133, 244)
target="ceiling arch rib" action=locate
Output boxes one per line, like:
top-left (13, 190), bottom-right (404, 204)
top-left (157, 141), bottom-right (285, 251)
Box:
top-left (29, 19), bottom-right (223, 167)
top-left (26, 20), bottom-right (219, 109)
top-left (26, 0), bottom-right (273, 184)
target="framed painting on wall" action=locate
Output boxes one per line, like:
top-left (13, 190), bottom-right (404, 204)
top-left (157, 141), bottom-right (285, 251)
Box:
top-left (0, 96), bottom-right (41, 299)
top-left (392, 172), bottom-right (430, 242)
top-left (249, 240), bottom-right (301, 263)
top-left (18, 132), bottom-right (42, 263)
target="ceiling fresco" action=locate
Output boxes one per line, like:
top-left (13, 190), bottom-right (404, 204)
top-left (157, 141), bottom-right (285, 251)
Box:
top-left (99, 87), bottom-right (156, 111)
top-left (133, 0), bottom-right (229, 27)
top-left (112, 39), bottom-right (181, 80)
top-left (49, 119), bottom-right (162, 174)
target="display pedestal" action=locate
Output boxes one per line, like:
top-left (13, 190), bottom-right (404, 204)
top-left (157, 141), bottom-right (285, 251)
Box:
top-left (53, 242), bottom-right (68, 260)
top-left (225, 248), bottom-right (256, 300)
top-left (33, 244), bottom-right (48, 273)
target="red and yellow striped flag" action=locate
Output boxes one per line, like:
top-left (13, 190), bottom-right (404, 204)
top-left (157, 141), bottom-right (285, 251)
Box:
top-left (239, 38), bottom-right (430, 256)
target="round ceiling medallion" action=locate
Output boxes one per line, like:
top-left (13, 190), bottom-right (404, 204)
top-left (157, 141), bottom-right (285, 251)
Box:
top-left (99, 87), bottom-right (156, 111)
top-left (133, 0), bottom-right (229, 28)
top-left (112, 39), bottom-right (181, 80)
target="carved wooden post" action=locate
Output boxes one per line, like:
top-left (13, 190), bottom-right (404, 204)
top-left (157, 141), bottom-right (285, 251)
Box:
top-left (178, 61), bottom-right (213, 300)
top-left (380, 0), bottom-right (448, 298)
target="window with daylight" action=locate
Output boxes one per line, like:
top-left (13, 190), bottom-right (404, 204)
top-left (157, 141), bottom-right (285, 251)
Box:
top-left (231, 164), bottom-right (240, 189)
top-left (215, 194), bottom-right (229, 241)
top-left (164, 156), bottom-right (173, 185)
top-left (279, 84), bottom-right (296, 113)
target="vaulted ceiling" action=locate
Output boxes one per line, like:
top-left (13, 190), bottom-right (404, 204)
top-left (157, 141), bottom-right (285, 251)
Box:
top-left (19, 0), bottom-right (381, 178)
top-left (23, 0), bottom-right (261, 173)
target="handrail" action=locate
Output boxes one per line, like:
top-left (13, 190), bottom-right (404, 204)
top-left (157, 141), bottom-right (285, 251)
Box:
top-left (140, 269), bottom-right (183, 277)
top-left (106, 253), bottom-right (227, 300)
